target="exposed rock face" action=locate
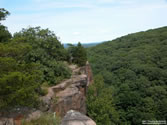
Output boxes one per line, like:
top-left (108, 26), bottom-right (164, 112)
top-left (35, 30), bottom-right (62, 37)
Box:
top-left (61, 110), bottom-right (96, 125)
top-left (51, 74), bottom-right (87, 117)
top-left (85, 61), bottom-right (93, 86)
top-left (0, 109), bottom-right (42, 125)
top-left (0, 118), bottom-right (13, 125)
top-left (25, 110), bottom-right (42, 122)
top-left (41, 63), bottom-right (92, 117)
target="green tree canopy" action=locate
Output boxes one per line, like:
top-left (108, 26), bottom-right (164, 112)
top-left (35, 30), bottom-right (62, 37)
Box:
top-left (13, 27), bottom-right (71, 84)
top-left (87, 26), bottom-right (167, 124)
top-left (86, 75), bottom-right (119, 125)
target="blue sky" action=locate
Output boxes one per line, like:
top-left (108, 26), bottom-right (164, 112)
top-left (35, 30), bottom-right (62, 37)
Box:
top-left (1, 0), bottom-right (167, 43)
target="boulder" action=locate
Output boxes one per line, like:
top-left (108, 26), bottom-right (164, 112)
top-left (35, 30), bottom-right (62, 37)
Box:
top-left (0, 118), bottom-right (13, 125)
top-left (61, 110), bottom-right (96, 125)
top-left (25, 110), bottom-right (42, 122)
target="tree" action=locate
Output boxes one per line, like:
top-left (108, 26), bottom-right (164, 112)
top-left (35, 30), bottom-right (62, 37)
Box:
top-left (87, 26), bottom-right (167, 124)
top-left (13, 27), bottom-right (71, 85)
top-left (0, 8), bottom-right (10, 22)
top-left (86, 75), bottom-right (119, 125)
top-left (68, 42), bottom-right (87, 66)
top-left (0, 8), bottom-right (11, 42)
top-left (0, 72), bottom-right (40, 109)
top-left (0, 9), bottom-right (70, 110)
top-left (0, 41), bottom-right (42, 110)
top-left (0, 25), bottom-right (11, 42)
top-left (0, 34), bottom-right (42, 109)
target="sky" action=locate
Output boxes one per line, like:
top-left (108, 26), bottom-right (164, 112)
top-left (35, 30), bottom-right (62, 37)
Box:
top-left (1, 0), bottom-right (167, 44)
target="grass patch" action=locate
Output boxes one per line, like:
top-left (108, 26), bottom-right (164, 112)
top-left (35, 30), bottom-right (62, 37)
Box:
top-left (22, 113), bottom-right (60, 125)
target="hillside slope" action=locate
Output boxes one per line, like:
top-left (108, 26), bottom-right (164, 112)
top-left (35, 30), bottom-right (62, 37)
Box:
top-left (87, 27), bottom-right (167, 124)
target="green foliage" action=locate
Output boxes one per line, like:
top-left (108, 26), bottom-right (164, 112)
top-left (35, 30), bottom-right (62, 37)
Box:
top-left (0, 72), bottom-right (39, 109)
top-left (0, 8), bottom-right (10, 22)
top-left (0, 9), bottom-right (71, 110)
top-left (68, 42), bottom-right (87, 66)
top-left (88, 27), bottom-right (167, 124)
top-left (0, 41), bottom-right (41, 110)
top-left (0, 39), bottom-right (42, 110)
top-left (0, 25), bottom-right (11, 43)
top-left (86, 75), bottom-right (119, 125)
top-left (22, 113), bottom-right (60, 125)
top-left (13, 27), bottom-right (68, 61)
top-left (0, 8), bottom-right (11, 43)
top-left (13, 27), bottom-right (71, 85)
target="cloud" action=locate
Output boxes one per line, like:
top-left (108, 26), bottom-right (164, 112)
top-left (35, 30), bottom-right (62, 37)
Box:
top-left (73, 32), bottom-right (81, 35)
top-left (12, 1), bottom-right (96, 13)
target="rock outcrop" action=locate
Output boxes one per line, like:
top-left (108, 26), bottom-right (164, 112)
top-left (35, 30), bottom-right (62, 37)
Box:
top-left (42, 63), bottom-right (92, 117)
top-left (0, 63), bottom-right (94, 125)
top-left (0, 109), bottom-right (42, 125)
top-left (0, 118), bottom-right (14, 125)
top-left (61, 110), bottom-right (96, 125)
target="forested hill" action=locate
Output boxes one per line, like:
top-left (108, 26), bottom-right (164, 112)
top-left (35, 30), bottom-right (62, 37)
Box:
top-left (88, 26), bottom-right (167, 76)
top-left (86, 27), bottom-right (167, 124)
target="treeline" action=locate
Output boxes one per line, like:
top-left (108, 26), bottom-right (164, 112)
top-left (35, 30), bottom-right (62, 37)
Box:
top-left (0, 9), bottom-right (87, 110)
top-left (87, 27), bottom-right (167, 124)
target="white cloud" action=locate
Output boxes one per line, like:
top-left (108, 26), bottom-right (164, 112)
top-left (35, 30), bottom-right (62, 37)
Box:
top-left (19, 1), bottom-right (96, 11)
top-left (73, 32), bottom-right (81, 35)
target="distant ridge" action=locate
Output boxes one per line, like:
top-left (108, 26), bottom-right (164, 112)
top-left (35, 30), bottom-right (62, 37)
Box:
top-left (63, 42), bottom-right (103, 48)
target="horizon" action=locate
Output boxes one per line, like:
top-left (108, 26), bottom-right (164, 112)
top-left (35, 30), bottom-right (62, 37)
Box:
top-left (1, 0), bottom-right (167, 44)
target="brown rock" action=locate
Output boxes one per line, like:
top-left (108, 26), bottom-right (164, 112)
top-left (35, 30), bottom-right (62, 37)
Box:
top-left (0, 118), bottom-right (13, 125)
top-left (25, 110), bottom-right (42, 122)
top-left (86, 61), bottom-right (93, 86)
top-left (14, 114), bottom-right (24, 125)
top-left (51, 75), bottom-right (87, 117)
top-left (41, 64), bottom-right (93, 117)
top-left (61, 110), bottom-right (96, 125)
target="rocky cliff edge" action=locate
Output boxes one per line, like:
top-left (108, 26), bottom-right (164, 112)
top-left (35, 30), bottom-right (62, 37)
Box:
top-left (0, 62), bottom-right (95, 125)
